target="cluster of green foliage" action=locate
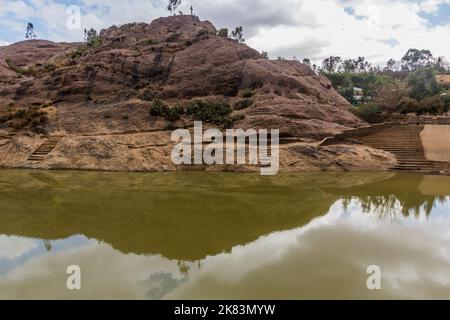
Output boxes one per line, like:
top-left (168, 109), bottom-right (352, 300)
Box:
top-left (85, 28), bottom-right (101, 47)
top-left (185, 100), bottom-right (232, 124)
top-left (350, 103), bottom-right (380, 123)
top-left (230, 26), bottom-right (244, 43)
top-left (196, 27), bottom-right (210, 38)
top-left (407, 67), bottom-right (442, 101)
top-left (300, 49), bottom-right (449, 120)
top-left (150, 99), bottom-right (185, 121)
top-left (324, 62), bottom-right (448, 121)
top-left (217, 28), bottom-right (228, 38)
top-left (149, 99), bottom-right (240, 127)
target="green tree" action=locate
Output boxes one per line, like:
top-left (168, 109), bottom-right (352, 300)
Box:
top-left (401, 49), bottom-right (435, 71)
top-left (354, 57), bottom-right (371, 73)
top-left (85, 28), bottom-right (100, 47)
top-left (230, 26), bottom-right (245, 43)
top-left (342, 59), bottom-right (357, 72)
top-left (25, 22), bottom-right (36, 40)
top-left (384, 59), bottom-right (397, 72)
top-left (167, 0), bottom-right (182, 16)
top-left (321, 56), bottom-right (342, 73)
top-left (407, 67), bottom-right (442, 100)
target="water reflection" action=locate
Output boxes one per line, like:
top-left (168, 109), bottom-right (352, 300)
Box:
top-left (0, 170), bottom-right (449, 299)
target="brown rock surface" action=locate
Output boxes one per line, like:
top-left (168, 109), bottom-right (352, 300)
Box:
top-left (0, 15), bottom-right (391, 173)
top-left (0, 15), bottom-right (362, 136)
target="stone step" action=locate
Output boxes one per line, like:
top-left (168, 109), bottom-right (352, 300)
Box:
top-left (27, 136), bottom-right (63, 162)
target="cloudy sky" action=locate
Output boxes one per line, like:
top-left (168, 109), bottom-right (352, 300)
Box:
top-left (0, 0), bottom-right (449, 66)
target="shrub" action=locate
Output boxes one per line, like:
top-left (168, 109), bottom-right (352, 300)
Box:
top-left (196, 27), bottom-right (209, 38)
top-left (407, 67), bottom-right (442, 101)
top-left (150, 99), bottom-right (169, 117)
top-left (441, 94), bottom-right (450, 113)
top-left (419, 96), bottom-right (445, 115)
top-left (186, 100), bottom-right (232, 124)
top-left (398, 97), bottom-right (420, 114)
top-left (150, 100), bottom-right (185, 121)
top-left (164, 105), bottom-right (185, 121)
top-left (234, 99), bottom-right (253, 110)
top-left (217, 28), bottom-right (228, 38)
top-left (350, 103), bottom-right (381, 123)
top-left (372, 80), bottom-right (409, 113)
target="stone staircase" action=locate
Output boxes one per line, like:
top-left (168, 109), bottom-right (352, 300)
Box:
top-left (356, 125), bottom-right (440, 172)
top-left (27, 136), bottom-right (63, 162)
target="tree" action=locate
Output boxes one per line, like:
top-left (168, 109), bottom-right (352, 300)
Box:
top-left (321, 56), bottom-right (342, 73)
top-left (25, 22), bottom-right (36, 40)
top-left (435, 56), bottom-right (449, 73)
top-left (302, 58), bottom-right (311, 68)
top-left (85, 28), bottom-right (100, 47)
top-left (384, 59), bottom-right (397, 72)
top-left (401, 49), bottom-right (435, 71)
top-left (373, 80), bottom-right (409, 113)
top-left (342, 59), bottom-right (357, 72)
top-left (261, 51), bottom-right (269, 59)
top-left (230, 26), bottom-right (245, 43)
top-left (407, 67), bottom-right (442, 101)
top-left (167, 0), bottom-right (182, 16)
top-left (354, 57), bottom-right (371, 73)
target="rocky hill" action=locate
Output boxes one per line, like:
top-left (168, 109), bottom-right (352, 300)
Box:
top-left (0, 15), bottom-right (362, 138)
top-left (0, 15), bottom-right (395, 172)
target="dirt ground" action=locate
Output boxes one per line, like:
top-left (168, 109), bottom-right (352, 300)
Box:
top-left (420, 125), bottom-right (450, 162)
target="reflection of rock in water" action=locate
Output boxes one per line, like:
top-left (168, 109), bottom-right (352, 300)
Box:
top-left (144, 272), bottom-right (186, 300)
top-left (0, 170), bottom-right (448, 260)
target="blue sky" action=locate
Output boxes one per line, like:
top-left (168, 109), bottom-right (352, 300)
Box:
top-left (0, 0), bottom-right (449, 65)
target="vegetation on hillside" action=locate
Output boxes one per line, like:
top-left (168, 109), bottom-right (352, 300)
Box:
top-left (303, 49), bottom-right (450, 122)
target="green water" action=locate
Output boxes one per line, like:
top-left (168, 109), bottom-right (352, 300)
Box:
top-left (0, 170), bottom-right (449, 299)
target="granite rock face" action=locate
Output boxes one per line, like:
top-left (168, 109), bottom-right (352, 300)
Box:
top-left (0, 15), bottom-right (363, 138)
top-left (0, 15), bottom-right (393, 173)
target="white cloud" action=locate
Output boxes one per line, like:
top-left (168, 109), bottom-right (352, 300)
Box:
top-left (0, 235), bottom-right (38, 260)
top-left (420, 0), bottom-right (450, 14)
top-left (0, 0), bottom-right (448, 65)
